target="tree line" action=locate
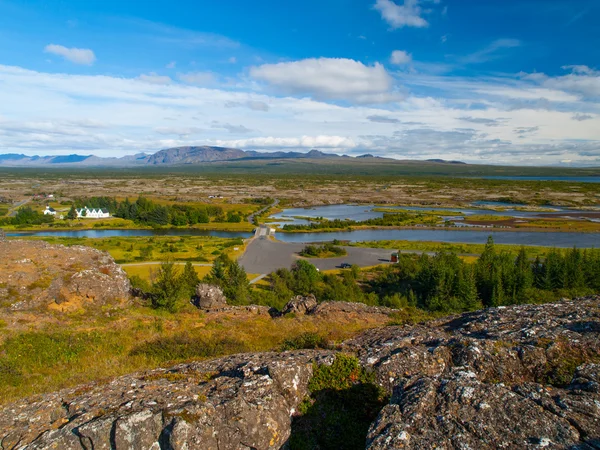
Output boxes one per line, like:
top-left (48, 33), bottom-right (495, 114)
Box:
top-left (259, 237), bottom-right (600, 312)
top-left (134, 237), bottom-right (600, 315)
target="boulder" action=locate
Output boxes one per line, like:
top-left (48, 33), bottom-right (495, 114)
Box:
top-left (281, 294), bottom-right (318, 315)
top-left (193, 283), bottom-right (227, 310)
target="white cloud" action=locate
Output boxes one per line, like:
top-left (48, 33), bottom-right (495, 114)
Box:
top-left (178, 71), bottom-right (216, 85)
top-left (367, 115), bottom-right (401, 123)
top-left (0, 64), bottom-right (598, 165)
top-left (249, 57), bottom-right (397, 103)
top-left (390, 50), bottom-right (412, 65)
top-left (228, 56), bottom-right (237, 64)
top-left (461, 39), bottom-right (521, 64)
top-left (137, 72), bottom-right (172, 85)
top-left (216, 135), bottom-right (357, 149)
top-left (374, 0), bottom-right (428, 29)
top-left (166, 61), bottom-right (176, 69)
top-left (562, 65), bottom-right (596, 75)
top-left (155, 126), bottom-right (202, 136)
top-left (44, 44), bottom-right (96, 65)
top-left (211, 121), bottom-right (253, 134)
top-left (225, 100), bottom-right (270, 112)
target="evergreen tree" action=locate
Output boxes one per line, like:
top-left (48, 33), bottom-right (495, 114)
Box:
top-left (476, 236), bottom-right (497, 306)
top-left (514, 247), bottom-right (533, 301)
top-left (180, 262), bottom-right (200, 298)
top-left (152, 261), bottom-right (184, 312)
top-left (67, 205), bottom-right (77, 220)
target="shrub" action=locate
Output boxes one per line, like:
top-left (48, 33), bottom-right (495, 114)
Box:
top-left (289, 354), bottom-right (388, 450)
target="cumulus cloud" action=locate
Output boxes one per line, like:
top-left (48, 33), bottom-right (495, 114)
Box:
top-left (216, 135), bottom-right (357, 149)
top-left (374, 0), bottom-right (428, 28)
top-left (249, 57), bottom-right (397, 103)
top-left (44, 44), bottom-right (96, 65)
top-left (0, 64), bottom-right (598, 166)
top-left (178, 71), bottom-right (216, 85)
top-left (390, 50), bottom-right (412, 65)
top-left (367, 115), bottom-right (400, 123)
top-left (459, 116), bottom-right (505, 126)
top-left (155, 126), bottom-right (203, 136)
top-left (573, 113), bottom-right (593, 121)
top-left (211, 121), bottom-right (253, 134)
top-left (225, 100), bottom-right (270, 111)
top-left (137, 73), bottom-right (172, 85)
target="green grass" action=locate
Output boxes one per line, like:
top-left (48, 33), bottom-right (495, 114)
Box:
top-left (349, 240), bottom-right (575, 256)
top-left (0, 305), bottom-right (391, 404)
top-left (12, 235), bottom-right (246, 264)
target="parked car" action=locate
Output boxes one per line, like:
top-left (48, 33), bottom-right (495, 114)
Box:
top-left (340, 263), bottom-right (352, 269)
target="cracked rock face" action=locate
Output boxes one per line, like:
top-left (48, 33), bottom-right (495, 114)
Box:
top-left (0, 351), bottom-right (334, 450)
top-left (1, 296), bottom-right (599, 449)
top-left (343, 296), bottom-right (600, 449)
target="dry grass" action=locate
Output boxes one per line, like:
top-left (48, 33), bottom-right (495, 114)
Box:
top-left (0, 305), bottom-right (390, 404)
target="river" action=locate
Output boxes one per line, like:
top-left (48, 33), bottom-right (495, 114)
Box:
top-left (7, 228), bottom-right (600, 248)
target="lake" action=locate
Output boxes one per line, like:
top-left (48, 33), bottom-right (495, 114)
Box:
top-left (478, 176), bottom-right (600, 183)
top-left (7, 228), bottom-right (600, 248)
top-left (268, 203), bottom-right (590, 227)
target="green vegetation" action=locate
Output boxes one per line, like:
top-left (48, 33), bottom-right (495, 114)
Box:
top-left (254, 238), bottom-right (600, 314)
top-left (0, 206), bottom-right (54, 226)
top-left (0, 305), bottom-right (387, 403)
top-left (282, 212), bottom-right (441, 231)
top-left (289, 354), bottom-right (388, 450)
top-left (349, 239), bottom-right (560, 258)
top-left (300, 243), bottom-right (347, 258)
top-left (203, 254), bottom-right (251, 305)
top-left (113, 196), bottom-right (242, 226)
top-left (14, 235), bottom-right (244, 265)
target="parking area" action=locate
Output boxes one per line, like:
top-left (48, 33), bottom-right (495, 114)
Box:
top-left (238, 237), bottom-right (393, 275)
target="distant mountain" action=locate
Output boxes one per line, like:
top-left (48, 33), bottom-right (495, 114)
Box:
top-left (426, 159), bottom-right (467, 165)
top-left (147, 146), bottom-right (246, 165)
top-left (0, 147), bottom-right (465, 167)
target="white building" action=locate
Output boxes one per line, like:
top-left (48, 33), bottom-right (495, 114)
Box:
top-left (43, 206), bottom-right (56, 215)
top-left (76, 207), bottom-right (110, 219)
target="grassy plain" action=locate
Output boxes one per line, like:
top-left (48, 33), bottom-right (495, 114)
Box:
top-left (0, 304), bottom-right (392, 404)
top-left (1, 162), bottom-right (598, 212)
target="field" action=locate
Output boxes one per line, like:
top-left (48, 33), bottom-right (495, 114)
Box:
top-left (16, 235), bottom-right (246, 264)
top-left (1, 162), bottom-right (599, 213)
top-left (0, 303), bottom-right (394, 404)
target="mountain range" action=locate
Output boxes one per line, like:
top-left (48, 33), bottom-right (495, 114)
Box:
top-left (0, 146), bottom-right (452, 167)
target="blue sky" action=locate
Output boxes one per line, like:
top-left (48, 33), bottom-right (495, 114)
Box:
top-left (0, 0), bottom-right (598, 165)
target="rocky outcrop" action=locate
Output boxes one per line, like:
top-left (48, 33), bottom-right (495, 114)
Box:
top-left (192, 283), bottom-right (227, 310)
top-left (0, 351), bottom-right (334, 449)
top-left (281, 294), bottom-right (318, 315)
top-left (310, 301), bottom-right (394, 318)
top-left (1, 296), bottom-right (599, 449)
top-left (343, 295), bottom-right (600, 449)
top-left (0, 240), bottom-right (130, 314)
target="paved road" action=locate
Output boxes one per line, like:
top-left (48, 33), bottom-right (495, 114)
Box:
top-left (238, 238), bottom-right (395, 274)
top-left (247, 198), bottom-right (279, 224)
top-left (8, 198), bottom-right (30, 217)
